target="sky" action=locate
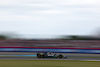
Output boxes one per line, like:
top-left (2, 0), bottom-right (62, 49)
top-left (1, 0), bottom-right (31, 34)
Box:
top-left (0, 0), bottom-right (100, 38)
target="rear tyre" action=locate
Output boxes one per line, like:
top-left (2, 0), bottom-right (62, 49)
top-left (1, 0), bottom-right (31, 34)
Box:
top-left (58, 54), bottom-right (63, 58)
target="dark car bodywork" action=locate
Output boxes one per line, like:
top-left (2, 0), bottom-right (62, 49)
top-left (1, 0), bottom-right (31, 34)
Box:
top-left (37, 52), bottom-right (67, 58)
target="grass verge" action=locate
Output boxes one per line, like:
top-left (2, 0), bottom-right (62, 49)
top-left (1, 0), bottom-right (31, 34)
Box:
top-left (0, 60), bottom-right (100, 67)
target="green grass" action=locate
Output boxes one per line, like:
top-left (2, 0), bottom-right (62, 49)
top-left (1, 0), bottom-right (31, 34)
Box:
top-left (0, 60), bottom-right (100, 67)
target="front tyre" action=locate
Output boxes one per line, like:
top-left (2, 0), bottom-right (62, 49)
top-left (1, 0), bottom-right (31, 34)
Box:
top-left (37, 54), bottom-right (41, 58)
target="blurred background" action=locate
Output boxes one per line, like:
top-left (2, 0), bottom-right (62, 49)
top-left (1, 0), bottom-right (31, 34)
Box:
top-left (0, 0), bottom-right (100, 60)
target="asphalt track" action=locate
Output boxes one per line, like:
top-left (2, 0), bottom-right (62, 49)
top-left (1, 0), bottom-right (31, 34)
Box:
top-left (0, 57), bottom-right (100, 61)
top-left (0, 52), bottom-right (100, 61)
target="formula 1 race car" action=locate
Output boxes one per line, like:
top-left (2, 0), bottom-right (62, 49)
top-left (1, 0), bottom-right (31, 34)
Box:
top-left (37, 52), bottom-right (67, 58)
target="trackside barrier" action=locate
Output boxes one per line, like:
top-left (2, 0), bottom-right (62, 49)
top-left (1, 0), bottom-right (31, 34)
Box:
top-left (0, 47), bottom-right (100, 54)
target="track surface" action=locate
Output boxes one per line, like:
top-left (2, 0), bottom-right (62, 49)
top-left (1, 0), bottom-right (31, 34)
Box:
top-left (0, 57), bottom-right (100, 61)
top-left (0, 52), bottom-right (100, 61)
